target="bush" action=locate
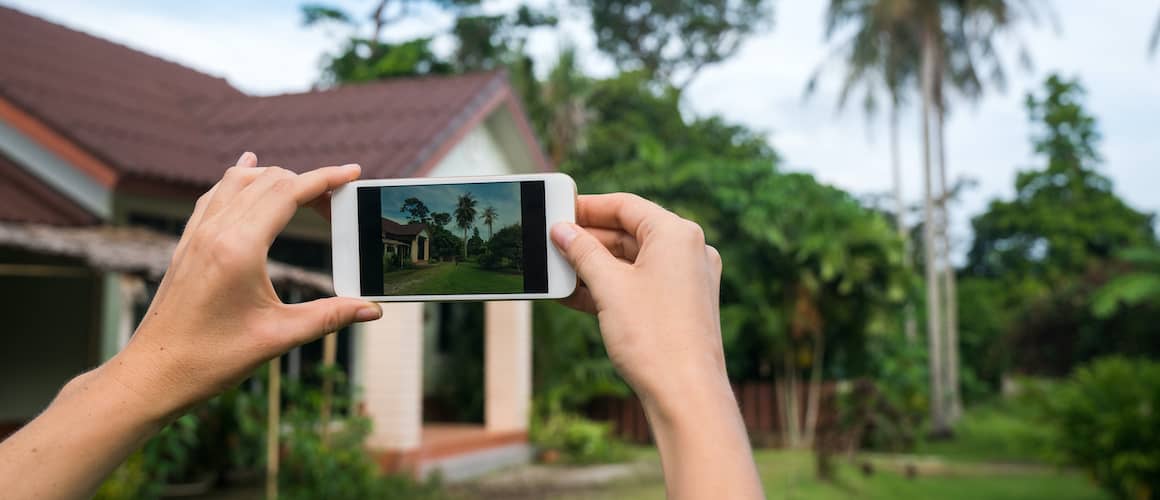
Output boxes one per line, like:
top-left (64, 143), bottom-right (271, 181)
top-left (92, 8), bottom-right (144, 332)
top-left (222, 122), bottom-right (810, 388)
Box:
top-left (531, 412), bottom-right (629, 464)
top-left (1042, 357), bottom-right (1160, 500)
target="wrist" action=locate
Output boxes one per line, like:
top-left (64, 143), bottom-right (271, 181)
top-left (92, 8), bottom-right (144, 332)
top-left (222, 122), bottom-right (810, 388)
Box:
top-left (94, 349), bottom-right (188, 427)
top-left (636, 355), bottom-right (734, 427)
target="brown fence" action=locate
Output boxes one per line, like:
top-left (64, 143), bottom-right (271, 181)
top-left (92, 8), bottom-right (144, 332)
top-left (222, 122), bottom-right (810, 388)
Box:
top-left (584, 381), bottom-right (840, 445)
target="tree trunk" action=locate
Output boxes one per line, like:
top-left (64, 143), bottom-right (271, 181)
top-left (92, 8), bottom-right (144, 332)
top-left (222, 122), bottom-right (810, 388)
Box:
top-left (891, 103), bottom-right (919, 344)
top-left (935, 105), bottom-right (964, 423)
top-left (782, 348), bottom-right (801, 448)
top-left (803, 331), bottom-right (825, 447)
top-left (920, 28), bottom-right (948, 436)
top-left (463, 228), bottom-right (469, 259)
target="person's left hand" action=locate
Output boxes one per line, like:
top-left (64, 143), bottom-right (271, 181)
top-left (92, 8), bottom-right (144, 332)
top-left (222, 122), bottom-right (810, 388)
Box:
top-left (99, 152), bottom-right (381, 422)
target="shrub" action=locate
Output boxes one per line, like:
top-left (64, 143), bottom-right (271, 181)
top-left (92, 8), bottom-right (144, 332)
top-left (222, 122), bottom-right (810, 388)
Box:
top-left (531, 412), bottom-right (629, 464)
top-left (1042, 357), bottom-right (1160, 500)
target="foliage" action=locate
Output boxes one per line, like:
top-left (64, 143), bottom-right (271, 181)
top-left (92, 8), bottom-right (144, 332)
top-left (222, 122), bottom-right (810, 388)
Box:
top-left (384, 249), bottom-right (402, 271)
top-left (530, 411), bottom-right (630, 464)
top-left (95, 452), bottom-right (151, 500)
top-left (142, 413), bottom-right (203, 484)
top-left (454, 193), bottom-right (478, 258)
top-left (280, 365), bottom-right (446, 500)
top-left (1093, 246), bottom-right (1160, 318)
top-left (918, 398), bottom-right (1056, 464)
top-left (401, 197), bottom-right (432, 224)
top-left (466, 227), bottom-right (485, 257)
top-left (860, 332), bottom-right (928, 449)
top-left (967, 76), bottom-right (1155, 286)
top-left (584, 0), bottom-right (774, 89)
top-left (484, 224), bottom-right (523, 270)
top-left (532, 301), bottom-right (629, 415)
top-left (1039, 357), bottom-right (1160, 500)
top-left (961, 74), bottom-right (1157, 381)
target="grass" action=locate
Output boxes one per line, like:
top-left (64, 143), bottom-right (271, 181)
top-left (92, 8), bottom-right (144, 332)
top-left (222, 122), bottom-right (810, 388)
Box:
top-left (551, 448), bottom-right (1107, 500)
top-left (383, 261), bottom-right (523, 295)
top-left (916, 401), bottom-right (1055, 463)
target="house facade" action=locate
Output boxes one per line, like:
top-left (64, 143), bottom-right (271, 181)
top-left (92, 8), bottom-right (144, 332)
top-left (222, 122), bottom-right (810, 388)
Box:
top-left (382, 219), bottom-right (430, 264)
top-left (0, 6), bottom-right (549, 479)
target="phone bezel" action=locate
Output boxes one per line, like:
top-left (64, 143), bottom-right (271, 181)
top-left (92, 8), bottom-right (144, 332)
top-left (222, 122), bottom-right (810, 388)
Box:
top-left (331, 173), bottom-right (577, 301)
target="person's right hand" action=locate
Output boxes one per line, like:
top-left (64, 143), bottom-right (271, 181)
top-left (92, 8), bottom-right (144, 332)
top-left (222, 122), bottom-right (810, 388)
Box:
top-left (549, 193), bottom-right (725, 410)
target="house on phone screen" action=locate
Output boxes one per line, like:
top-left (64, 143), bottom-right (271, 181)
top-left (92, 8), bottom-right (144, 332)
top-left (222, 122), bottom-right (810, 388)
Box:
top-left (381, 219), bottom-right (431, 264)
top-left (0, 5), bottom-right (548, 480)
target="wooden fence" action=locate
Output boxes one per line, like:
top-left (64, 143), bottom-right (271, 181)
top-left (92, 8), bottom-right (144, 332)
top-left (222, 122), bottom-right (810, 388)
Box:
top-left (584, 381), bottom-right (840, 445)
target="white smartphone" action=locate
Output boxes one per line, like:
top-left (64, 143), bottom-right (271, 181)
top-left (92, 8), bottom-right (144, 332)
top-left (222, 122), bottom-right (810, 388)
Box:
top-left (331, 173), bottom-right (577, 302)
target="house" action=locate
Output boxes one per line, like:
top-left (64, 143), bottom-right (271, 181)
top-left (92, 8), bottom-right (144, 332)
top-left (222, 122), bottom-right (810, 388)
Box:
top-left (0, 5), bottom-right (549, 479)
top-left (382, 219), bottom-right (430, 264)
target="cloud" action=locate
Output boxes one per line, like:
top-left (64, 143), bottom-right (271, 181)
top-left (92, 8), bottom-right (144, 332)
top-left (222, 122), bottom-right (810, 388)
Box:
top-left (9, 0), bottom-right (1158, 256)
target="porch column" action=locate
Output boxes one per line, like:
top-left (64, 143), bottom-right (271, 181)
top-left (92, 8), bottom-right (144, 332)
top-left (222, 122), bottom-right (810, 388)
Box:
top-left (484, 300), bottom-right (532, 432)
top-left (98, 272), bottom-right (144, 361)
top-left (356, 302), bottom-right (425, 451)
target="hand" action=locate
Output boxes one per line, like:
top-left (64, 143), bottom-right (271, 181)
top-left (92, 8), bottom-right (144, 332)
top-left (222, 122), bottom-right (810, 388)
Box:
top-left (102, 152), bottom-right (382, 421)
top-left (549, 193), bottom-right (725, 409)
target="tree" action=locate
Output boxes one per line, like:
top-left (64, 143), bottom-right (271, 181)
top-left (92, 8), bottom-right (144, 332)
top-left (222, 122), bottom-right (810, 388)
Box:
top-left (467, 227), bottom-right (485, 257)
top-left (967, 75), bottom-right (1155, 285)
top-left (584, 0), bottom-right (774, 90)
top-left (431, 212), bottom-right (451, 229)
top-left (486, 224), bottom-right (524, 270)
top-left (481, 206), bottom-right (499, 239)
top-left (1094, 247), bottom-right (1160, 318)
top-left (454, 193), bottom-right (478, 259)
top-left (810, 0), bottom-right (921, 343)
top-left (400, 197), bottom-right (431, 224)
top-left (562, 73), bottom-right (907, 449)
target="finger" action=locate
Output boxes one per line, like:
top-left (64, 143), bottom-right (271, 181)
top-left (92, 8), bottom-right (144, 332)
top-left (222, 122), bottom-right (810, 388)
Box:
top-left (559, 284), bottom-right (598, 314)
top-left (550, 222), bottom-right (625, 286)
top-left (292, 164), bottom-right (361, 205)
top-left (204, 152), bottom-right (264, 219)
top-left (278, 297), bottom-right (382, 347)
top-left (575, 193), bottom-right (676, 241)
top-left (586, 227), bottom-right (640, 261)
top-left (310, 192), bottom-right (333, 221)
top-left (243, 164), bottom-right (361, 245)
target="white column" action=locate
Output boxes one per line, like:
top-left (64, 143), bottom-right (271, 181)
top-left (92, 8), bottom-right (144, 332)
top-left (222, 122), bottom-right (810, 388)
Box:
top-left (356, 302), bottom-right (425, 450)
top-left (485, 300), bottom-right (532, 433)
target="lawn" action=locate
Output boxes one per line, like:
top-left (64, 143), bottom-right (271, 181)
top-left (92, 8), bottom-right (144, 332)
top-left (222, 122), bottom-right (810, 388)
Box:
top-left (384, 261), bottom-right (523, 295)
top-left (550, 448), bottom-right (1108, 500)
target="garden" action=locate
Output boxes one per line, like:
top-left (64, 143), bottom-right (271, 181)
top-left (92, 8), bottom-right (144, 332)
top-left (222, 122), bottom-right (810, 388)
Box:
top-left (92, 0), bottom-right (1160, 498)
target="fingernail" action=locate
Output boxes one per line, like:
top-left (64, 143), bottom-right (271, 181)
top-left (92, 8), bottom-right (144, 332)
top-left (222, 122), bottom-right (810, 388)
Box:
top-left (236, 151), bottom-right (254, 165)
top-left (342, 163), bottom-right (361, 178)
top-left (551, 223), bottom-right (578, 250)
top-left (355, 304), bottom-right (381, 322)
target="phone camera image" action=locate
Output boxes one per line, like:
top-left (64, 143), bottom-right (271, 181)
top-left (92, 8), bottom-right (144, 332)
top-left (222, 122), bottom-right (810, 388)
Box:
top-left (356, 181), bottom-right (548, 297)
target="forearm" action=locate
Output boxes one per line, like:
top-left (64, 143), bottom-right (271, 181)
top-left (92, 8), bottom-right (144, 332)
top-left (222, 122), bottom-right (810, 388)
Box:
top-left (0, 362), bottom-right (167, 499)
top-left (642, 366), bottom-right (764, 500)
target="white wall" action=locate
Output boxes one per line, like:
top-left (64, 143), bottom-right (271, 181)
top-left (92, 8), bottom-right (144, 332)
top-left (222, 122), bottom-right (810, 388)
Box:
top-left (427, 120), bottom-right (530, 178)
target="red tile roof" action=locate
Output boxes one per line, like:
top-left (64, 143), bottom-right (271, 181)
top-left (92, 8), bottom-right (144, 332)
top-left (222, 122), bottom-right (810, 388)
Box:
top-left (0, 153), bottom-right (97, 225)
top-left (382, 218), bottom-right (429, 239)
top-left (0, 5), bottom-right (539, 191)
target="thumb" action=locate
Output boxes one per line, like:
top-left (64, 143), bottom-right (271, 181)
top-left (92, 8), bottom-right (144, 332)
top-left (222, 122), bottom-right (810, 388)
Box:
top-left (281, 297), bottom-right (382, 346)
top-left (551, 223), bottom-right (621, 287)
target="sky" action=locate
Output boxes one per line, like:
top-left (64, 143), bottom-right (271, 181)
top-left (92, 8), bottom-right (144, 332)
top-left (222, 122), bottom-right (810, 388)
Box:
top-left (379, 182), bottom-right (522, 236)
top-left (5, 0), bottom-right (1158, 258)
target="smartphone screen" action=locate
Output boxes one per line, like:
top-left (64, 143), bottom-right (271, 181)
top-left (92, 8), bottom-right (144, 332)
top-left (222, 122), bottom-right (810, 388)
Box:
top-left (355, 180), bottom-right (548, 297)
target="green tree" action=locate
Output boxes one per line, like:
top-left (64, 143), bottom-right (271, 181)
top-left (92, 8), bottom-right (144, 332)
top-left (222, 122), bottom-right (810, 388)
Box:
top-left (967, 75), bottom-right (1154, 285)
top-left (430, 212), bottom-right (451, 229)
top-left (810, 0), bottom-right (921, 343)
top-left (454, 193), bottom-right (478, 259)
top-left (1094, 247), bottom-right (1160, 318)
top-left (400, 197), bottom-right (431, 225)
top-left (584, 0), bottom-right (774, 90)
top-left (481, 206), bottom-right (499, 239)
top-left (561, 73), bottom-right (907, 448)
top-left (467, 227), bottom-right (485, 257)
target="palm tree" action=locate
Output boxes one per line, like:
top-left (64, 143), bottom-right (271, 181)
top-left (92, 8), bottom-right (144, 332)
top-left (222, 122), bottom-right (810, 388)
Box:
top-left (543, 45), bottom-right (592, 165)
top-left (918, 0), bottom-right (1049, 429)
top-left (481, 206), bottom-right (499, 240)
top-left (810, 0), bottom-right (921, 343)
top-left (454, 193), bottom-right (478, 259)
